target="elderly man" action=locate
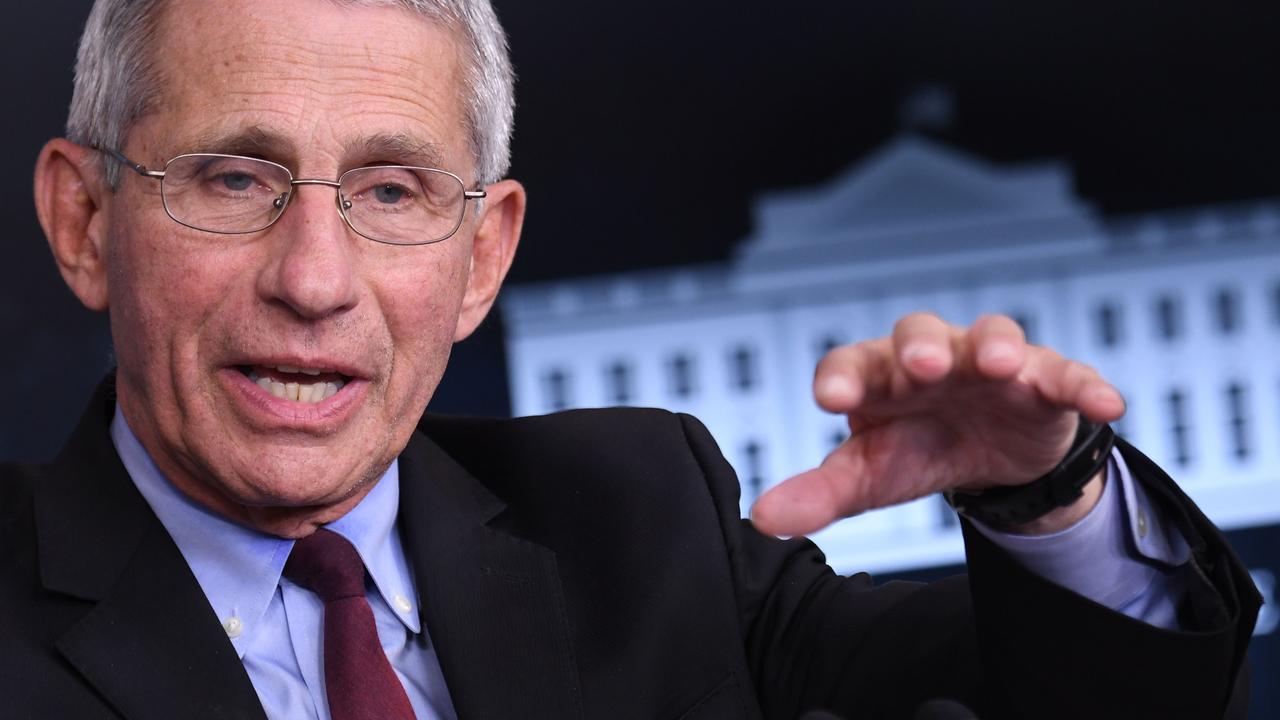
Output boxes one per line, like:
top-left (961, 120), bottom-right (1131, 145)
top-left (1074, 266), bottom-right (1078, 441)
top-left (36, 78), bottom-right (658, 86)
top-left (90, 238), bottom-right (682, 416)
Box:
top-left (1, 0), bottom-right (1259, 718)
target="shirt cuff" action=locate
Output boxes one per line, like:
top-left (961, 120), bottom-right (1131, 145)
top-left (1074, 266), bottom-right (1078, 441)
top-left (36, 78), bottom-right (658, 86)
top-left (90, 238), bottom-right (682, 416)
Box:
top-left (968, 448), bottom-right (1190, 622)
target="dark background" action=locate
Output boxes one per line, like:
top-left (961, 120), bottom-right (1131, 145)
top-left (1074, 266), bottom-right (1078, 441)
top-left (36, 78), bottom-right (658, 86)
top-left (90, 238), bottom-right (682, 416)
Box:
top-left (3, 1), bottom-right (1277, 714)
top-left (5, 1), bottom-right (1280, 451)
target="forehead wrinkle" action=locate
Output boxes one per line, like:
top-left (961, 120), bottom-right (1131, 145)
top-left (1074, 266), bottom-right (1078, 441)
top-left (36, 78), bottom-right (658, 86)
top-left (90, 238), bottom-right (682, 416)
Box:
top-left (152, 0), bottom-right (469, 172)
top-left (203, 20), bottom-right (459, 94)
top-left (155, 0), bottom-right (463, 106)
top-left (194, 68), bottom-right (457, 150)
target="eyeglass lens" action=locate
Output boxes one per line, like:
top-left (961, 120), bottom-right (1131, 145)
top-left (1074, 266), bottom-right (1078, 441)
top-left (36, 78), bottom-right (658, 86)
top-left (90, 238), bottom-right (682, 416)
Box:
top-left (159, 154), bottom-right (467, 244)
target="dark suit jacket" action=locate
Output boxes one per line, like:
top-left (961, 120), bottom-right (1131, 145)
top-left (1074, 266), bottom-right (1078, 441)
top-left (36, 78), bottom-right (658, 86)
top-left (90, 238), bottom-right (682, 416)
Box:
top-left (0, 380), bottom-right (1261, 719)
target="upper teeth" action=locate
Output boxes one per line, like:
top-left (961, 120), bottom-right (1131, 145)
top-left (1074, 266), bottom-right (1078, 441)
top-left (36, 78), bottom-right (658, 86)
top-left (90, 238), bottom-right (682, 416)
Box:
top-left (274, 365), bottom-right (323, 376)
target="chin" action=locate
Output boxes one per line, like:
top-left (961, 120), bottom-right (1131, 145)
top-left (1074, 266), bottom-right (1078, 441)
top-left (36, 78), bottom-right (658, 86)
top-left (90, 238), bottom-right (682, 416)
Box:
top-left (212, 449), bottom-right (375, 507)
top-left (209, 469), bottom-right (377, 538)
top-left (243, 471), bottom-right (369, 508)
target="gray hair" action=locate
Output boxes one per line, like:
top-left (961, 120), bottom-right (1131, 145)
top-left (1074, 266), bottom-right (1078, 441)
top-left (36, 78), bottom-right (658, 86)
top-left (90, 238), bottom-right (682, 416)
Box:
top-left (66, 0), bottom-right (516, 186)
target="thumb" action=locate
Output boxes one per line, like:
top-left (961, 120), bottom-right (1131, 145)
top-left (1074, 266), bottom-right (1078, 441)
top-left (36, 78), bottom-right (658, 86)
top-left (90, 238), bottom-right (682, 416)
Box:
top-left (750, 447), bottom-right (874, 537)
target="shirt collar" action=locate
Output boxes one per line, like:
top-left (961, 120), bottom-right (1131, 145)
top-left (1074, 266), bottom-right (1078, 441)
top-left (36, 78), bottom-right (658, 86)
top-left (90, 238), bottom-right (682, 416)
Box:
top-left (110, 406), bottom-right (422, 658)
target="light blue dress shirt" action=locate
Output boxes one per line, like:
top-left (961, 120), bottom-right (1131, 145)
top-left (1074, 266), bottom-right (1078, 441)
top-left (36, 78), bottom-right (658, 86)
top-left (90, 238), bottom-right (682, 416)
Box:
top-left (111, 409), bottom-right (457, 720)
top-left (971, 452), bottom-right (1190, 628)
top-left (111, 407), bottom-right (1188, 719)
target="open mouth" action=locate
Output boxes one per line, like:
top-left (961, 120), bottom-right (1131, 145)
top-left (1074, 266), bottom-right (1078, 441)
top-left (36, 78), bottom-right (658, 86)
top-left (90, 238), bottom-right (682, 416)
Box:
top-left (238, 364), bottom-right (353, 404)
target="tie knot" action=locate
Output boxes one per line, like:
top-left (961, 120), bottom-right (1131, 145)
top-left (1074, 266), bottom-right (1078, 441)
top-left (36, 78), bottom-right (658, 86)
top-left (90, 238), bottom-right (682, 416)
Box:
top-left (284, 528), bottom-right (368, 601)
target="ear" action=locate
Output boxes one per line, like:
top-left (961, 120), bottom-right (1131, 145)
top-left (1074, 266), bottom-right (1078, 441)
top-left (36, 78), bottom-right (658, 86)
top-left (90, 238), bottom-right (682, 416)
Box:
top-left (454, 178), bottom-right (526, 342)
top-left (33, 139), bottom-right (111, 311)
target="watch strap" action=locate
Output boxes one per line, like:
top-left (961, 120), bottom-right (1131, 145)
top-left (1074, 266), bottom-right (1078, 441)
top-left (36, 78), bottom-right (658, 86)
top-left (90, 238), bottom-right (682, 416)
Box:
top-left (945, 417), bottom-right (1115, 529)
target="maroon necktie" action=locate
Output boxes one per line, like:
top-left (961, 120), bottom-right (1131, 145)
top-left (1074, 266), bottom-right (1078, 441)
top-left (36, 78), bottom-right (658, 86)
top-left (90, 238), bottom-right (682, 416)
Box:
top-left (284, 528), bottom-right (417, 720)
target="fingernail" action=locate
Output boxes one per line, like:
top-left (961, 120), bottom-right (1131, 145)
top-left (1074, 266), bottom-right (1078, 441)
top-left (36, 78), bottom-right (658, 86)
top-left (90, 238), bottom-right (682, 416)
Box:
top-left (902, 343), bottom-right (943, 364)
top-left (978, 342), bottom-right (1017, 365)
top-left (816, 374), bottom-right (856, 401)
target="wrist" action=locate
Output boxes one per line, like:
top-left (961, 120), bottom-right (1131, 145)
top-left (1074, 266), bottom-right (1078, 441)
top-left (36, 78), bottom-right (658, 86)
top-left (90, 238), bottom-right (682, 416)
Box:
top-left (945, 417), bottom-right (1116, 530)
top-left (1007, 466), bottom-right (1106, 535)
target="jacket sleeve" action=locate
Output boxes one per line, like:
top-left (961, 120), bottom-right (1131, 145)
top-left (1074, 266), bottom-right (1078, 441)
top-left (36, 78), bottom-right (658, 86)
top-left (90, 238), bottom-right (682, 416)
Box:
top-left (677, 414), bottom-right (1261, 719)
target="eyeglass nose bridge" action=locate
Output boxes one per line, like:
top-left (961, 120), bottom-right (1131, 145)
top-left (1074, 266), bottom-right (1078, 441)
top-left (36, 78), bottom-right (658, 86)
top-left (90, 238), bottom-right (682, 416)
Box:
top-left (272, 177), bottom-right (354, 218)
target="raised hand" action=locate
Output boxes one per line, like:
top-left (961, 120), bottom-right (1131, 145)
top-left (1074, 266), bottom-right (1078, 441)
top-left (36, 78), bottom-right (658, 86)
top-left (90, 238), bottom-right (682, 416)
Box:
top-left (751, 313), bottom-right (1126, 537)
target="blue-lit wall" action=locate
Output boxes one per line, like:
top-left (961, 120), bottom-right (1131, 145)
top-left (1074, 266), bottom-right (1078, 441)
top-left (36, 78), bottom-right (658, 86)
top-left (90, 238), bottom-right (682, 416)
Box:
top-left (504, 137), bottom-right (1280, 569)
top-left (503, 137), bottom-right (1280, 713)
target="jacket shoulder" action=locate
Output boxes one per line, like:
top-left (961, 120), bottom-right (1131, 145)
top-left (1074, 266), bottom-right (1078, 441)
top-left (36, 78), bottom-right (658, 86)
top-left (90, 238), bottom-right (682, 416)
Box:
top-left (419, 407), bottom-right (714, 474)
top-left (420, 405), bottom-right (689, 438)
top-left (416, 408), bottom-right (733, 524)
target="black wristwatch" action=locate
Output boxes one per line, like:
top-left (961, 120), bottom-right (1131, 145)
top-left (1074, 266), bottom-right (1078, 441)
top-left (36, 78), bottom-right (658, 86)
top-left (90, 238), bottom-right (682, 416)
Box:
top-left (945, 417), bottom-right (1115, 529)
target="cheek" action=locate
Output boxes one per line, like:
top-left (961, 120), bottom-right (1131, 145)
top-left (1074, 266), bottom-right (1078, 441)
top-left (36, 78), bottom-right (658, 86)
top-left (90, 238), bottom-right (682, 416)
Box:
top-left (106, 227), bottom-right (171, 369)
top-left (379, 249), bottom-right (471, 394)
top-left (104, 217), bottom-right (240, 388)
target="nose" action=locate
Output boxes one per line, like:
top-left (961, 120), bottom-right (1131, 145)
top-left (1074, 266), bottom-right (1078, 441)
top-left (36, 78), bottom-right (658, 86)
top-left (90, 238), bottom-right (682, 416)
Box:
top-left (255, 184), bottom-right (359, 320)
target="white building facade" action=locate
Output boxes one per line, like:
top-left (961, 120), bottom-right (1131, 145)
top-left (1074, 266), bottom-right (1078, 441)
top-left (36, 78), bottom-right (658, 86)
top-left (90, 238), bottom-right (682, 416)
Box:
top-left (502, 136), bottom-right (1280, 575)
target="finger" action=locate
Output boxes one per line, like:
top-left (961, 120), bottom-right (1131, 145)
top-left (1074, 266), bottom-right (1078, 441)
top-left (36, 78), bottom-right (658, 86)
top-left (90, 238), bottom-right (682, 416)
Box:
top-left (751, 448), bottom-right (872, 537)
top-left (1026, 351), bottom-right (1126, 423)
top-left (965, 314), bottom-right (1029, 380)
top-left (812, 339), bottom-right (894, 413)
top-left (890, 312), bottom-right (957, 384)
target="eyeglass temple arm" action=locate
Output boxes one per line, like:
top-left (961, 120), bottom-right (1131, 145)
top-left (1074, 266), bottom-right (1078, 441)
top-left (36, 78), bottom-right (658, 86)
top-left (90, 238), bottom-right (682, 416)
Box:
top-left (92, 146), bottom-right (165, 179)
top-left (463, 190), bottom-right (486, 200)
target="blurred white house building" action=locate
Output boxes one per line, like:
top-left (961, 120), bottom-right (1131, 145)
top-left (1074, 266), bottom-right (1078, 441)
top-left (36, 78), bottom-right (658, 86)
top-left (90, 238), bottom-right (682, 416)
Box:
top-left (501, 136), bottom-right (1280, 574)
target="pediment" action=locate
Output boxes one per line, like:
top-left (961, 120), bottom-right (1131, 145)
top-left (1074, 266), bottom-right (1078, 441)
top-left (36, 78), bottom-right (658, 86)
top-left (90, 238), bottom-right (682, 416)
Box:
top-left (749, 135), bottom-right (1081, 242)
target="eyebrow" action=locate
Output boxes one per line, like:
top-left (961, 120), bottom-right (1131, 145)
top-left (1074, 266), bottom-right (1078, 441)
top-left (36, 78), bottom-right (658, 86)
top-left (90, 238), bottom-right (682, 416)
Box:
top-left (181, 125), bottom-right (295, 161)
top-left (347, 133), bottom-right (447, 170)
top-left (176, 127), bottom-right (447, 171)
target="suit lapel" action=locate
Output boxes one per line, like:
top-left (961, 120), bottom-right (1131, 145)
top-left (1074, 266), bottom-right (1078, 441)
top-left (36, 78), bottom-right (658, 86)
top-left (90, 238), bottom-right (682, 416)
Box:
top-left (37, 379), bottom-right (582, 719)
top-left (35, 381), bottom-right (266, 720)
top-left (398, 431), bottom-right (583, 720)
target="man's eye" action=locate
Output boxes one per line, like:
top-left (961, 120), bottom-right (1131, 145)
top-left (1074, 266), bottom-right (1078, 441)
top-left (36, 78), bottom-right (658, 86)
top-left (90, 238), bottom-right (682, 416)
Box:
top-left (219, 173), bottom-right (254, 192)
top-left (373, 184), bottom-right (407, 204)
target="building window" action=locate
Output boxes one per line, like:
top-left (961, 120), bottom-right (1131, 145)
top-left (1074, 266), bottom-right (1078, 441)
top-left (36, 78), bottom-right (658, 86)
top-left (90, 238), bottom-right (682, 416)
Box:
top-left (742, 440), bottom-right (764, 502)
top-left (667, 353), bottom-right (696, 399)
top-left (730, 345), bottom-right (757, 392)
top-left (1166, 388), bottom-right (1191, 467)
top-left (1010, 312), bottom-right (1036, 344)
top-left (829, 428), bottom-right (849, 452)
top-left (1214, 287), bottom-right (1241, 335)
top-left (542, 368), bottom-right (571, 412)
top-left (606, 360), bottom-right (632, 405)
top-left (817, 334), bottom-right (842, 360)
top-left (1225, 381), bottom-right (1249, 461)
top-left (1096, 302), bottom-right (1122, 348)
top-left (1155, 295), bottom-right (1181, 341)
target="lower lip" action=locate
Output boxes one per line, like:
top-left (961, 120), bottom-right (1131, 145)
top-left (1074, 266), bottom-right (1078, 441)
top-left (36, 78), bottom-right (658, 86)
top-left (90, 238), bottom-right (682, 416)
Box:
top-left (219, 368), bottom-right (369, 430)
